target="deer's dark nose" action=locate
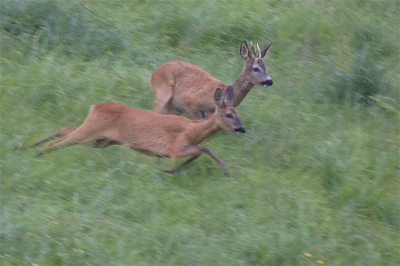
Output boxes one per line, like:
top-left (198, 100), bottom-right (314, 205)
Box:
top-left (262, 79), bottom-right (273, 87)
top-left (235, 127), bottom-right (246, 134)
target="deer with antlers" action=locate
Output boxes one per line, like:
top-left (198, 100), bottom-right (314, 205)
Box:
top-left (151, 41), bottom-right (273, 119)
top-left (21, 87), bottom-right (244, 174)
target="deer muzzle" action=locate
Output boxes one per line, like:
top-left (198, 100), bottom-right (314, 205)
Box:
top-left (235, 127), bottom-right (246, 134)
top-left (262, 79), bottom-right (273, 87)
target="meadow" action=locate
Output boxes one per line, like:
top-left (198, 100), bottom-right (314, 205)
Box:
top-left (1, 0), bottom-right (399, 265)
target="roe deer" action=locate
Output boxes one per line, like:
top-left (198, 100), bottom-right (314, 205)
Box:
top-left (151, 41), bottom-right (272, 119)
top-left (25, 87), bottom-right (244, 174)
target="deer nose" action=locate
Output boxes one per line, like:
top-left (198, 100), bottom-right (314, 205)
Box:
top-left (262, 79), bottom-right (273, 87)
top-left (235, 127), bottom-right (246, 134)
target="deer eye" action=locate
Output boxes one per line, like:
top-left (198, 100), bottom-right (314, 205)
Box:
top-left (253, 67), bottom-right (259, 72)
top-left (225, 114), bottom-right (233, 118)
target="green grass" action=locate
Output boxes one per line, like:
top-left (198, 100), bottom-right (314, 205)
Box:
top-left (1, 0), bottom-right (399, 265)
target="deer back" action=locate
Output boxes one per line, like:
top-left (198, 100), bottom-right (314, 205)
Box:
top-left (84, 103), bottom-right (190, 157)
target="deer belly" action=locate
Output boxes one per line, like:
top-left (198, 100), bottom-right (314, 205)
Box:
top-left (125, 139), bottom-right (170, 158)
top-left (135, 149), bottom-right (170, 158)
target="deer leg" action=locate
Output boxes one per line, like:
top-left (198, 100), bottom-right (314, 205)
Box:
top-left (37, 127), bottom-right (95, 156)
top-left (165, 145), bottom-right (228, 174)
top-left (197, 146), bottom-right (229, 174)
top-left (153, 86), bottom-right (174, 115)
top-left (164, 154), bottom-right (201, 174)
top-left (92, 139), bottom-right (120, 148)
top-left (32, 126), bottom-right (76, 147)
top-left (14, 126), bottom-right (76, 150)
top-left (192, 110), bottom-right (206, 120)
top-left (192, 107), bottom-right (215, 119)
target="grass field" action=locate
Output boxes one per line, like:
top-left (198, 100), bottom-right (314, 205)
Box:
top-left (1, 0), bottom-right (399, 265)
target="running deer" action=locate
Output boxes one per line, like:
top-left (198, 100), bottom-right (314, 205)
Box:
top-left (151, 41), bottom-right (273, 119)
top-left (23, 87), bottom-right (244, 174)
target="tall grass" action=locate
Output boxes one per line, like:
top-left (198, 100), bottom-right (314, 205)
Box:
top-left (1, 0), bottom-right (124, 60)
top-left (1, 0), bottom-right (399, 265)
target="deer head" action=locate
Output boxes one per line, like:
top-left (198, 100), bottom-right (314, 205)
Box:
top-left (214, 86), bottom-right (245, 134)
top-left (240, 41), bottom-right (273, 87)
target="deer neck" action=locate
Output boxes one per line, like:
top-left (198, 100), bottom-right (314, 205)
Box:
top-left (188, 113), bottom-right (221, 145)
top-left (231, 70), bottom-right (255, 107)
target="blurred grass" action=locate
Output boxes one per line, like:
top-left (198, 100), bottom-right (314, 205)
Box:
top-left (1, 0), bottom-right (399, 265)
top-left (0, 0), bottom-right (124, 60)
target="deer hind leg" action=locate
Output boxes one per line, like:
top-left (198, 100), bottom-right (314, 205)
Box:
top-left (92, 139), bottom-right (120, 148)
top-left (37, 125), bottom-right (96, 156)
top-left (14, 126), bottom-right (76, 150)
top-left (32, 126), bottom-right (76, 147)
top-left (153, 84), bottom-right (175, 115)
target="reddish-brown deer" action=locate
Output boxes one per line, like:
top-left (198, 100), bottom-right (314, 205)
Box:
top-left (24, 87), bottom-right (244, 174)
top-left (151, 41), bottom-right (272, 119)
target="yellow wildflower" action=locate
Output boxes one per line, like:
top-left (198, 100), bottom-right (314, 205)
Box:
top-left (304, 252), bottom-right (312, 258)
top-left (317, 260), bottom-right (325, 264)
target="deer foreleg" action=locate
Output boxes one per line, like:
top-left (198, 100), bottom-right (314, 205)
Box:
top-left (197, 146), bottom-right (229, 174)
top-left (164, 153), bottom-right (201, 173)
top-left (165, 145), bottom-right (228, 174)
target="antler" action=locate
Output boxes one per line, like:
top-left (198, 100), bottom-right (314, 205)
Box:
top-left (256, 43), bottom-right (261, 59)
top-left (250, 41), bottom-right (257, 58)
top-left (250, 41), bottom-right (261, 59)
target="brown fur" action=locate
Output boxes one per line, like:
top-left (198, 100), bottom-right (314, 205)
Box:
top-left (151, 41), bottom-right (272, 119)
top-left (30, 87), bottom-right (244, 174)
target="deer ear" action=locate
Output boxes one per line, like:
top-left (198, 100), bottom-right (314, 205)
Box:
top-left (214, 88), bottom-right (224, 107)
top-left (224, 86), bottom-right (234, 103)
top-left (240, 41), bottom-right (252, 62)
top-left (261, 43), bottom-right (272, 60)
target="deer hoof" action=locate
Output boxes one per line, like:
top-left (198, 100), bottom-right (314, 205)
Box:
top-left (221, 164), bottom-right (230, 176)
top-left (36, 150), bottom-right (45, 158)
top-left (163, 168), bottom-right (178, 174)
top-left (14, 144), bottom-right (22, 150)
